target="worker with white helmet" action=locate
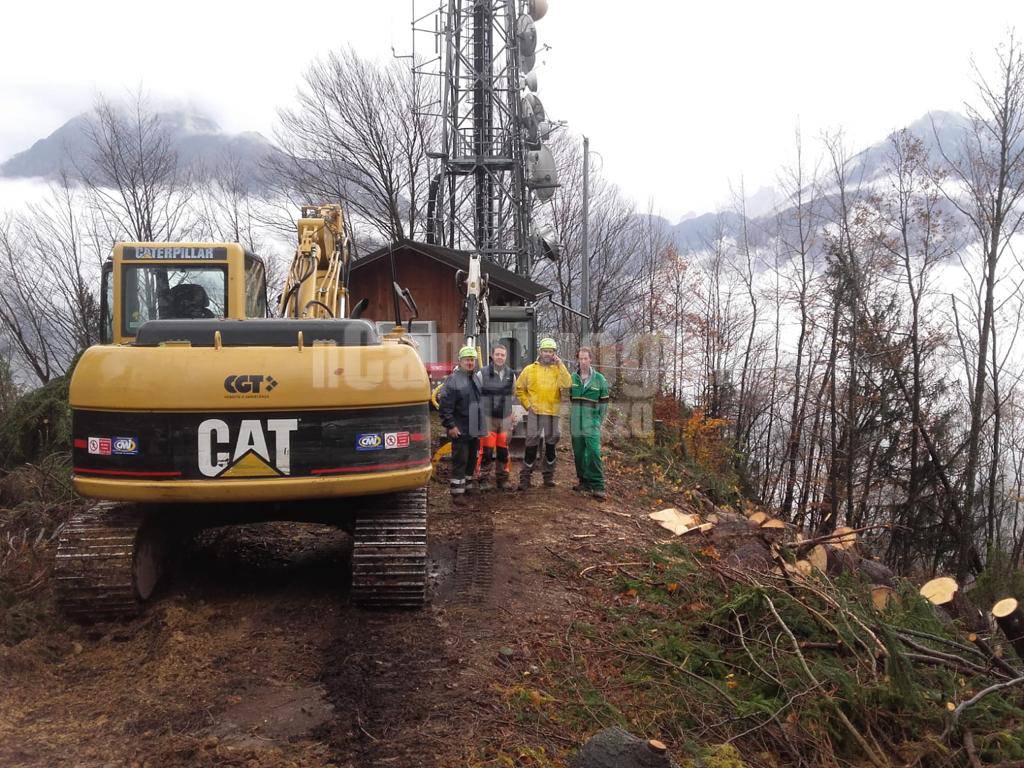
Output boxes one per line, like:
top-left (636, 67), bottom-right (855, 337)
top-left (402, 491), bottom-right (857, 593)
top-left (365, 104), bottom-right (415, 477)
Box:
top-left (514, 337), bottom-right (573, 489)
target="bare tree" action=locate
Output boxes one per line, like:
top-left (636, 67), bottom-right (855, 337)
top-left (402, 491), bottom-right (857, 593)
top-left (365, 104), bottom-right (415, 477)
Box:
top-left (192, 152), bottom-right (288, 294)
top-left (532, 132), bottom-right (648, 343)
top-left (936, 33), bottom-right (1024, 578)
top-left (778, 129), bottom-right (822, 520)
top-left (872, 130), bottom-right (959, 568)
top-left (0, 216), bottom-right (61, 383)
top-left (80, 91), bottom-right (193, 243)
top-left (273, 48), bottom-right (436, 244)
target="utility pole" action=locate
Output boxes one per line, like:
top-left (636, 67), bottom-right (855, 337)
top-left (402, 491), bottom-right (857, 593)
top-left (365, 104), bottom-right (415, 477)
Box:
top-left (581, 135), bottom-right (590, 345)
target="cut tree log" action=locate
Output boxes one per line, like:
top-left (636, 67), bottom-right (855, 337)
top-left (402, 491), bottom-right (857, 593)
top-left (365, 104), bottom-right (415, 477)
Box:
top-left (992, 598), bottom-right (1024, 662)
top-left (808, 544), bottom-right (829, 573)
top-left (803, 543), bottom-right (895, 587)
top-left (781, 562), bottom-right (807, 583)
top-left (761, 518), bottom-right (787, 530)
top-left (920, 577), bottom-right (957, 605)
top-left (920, 577), bottom-right (986, 633)
top-left (832, 526), bottom-right (857, 550)
top-left (573, 726), bottom-right (678, 768)
top-left (858, 558), bottom-right (896, 588)
top-left (871, 585), bottom-right (897, 612)
top-left (748, 511), bottom-right (769, 527)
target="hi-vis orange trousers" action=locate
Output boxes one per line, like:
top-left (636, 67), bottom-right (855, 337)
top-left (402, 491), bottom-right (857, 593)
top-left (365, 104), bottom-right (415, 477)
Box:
top-left (476, 418), bottom-right (511, 482)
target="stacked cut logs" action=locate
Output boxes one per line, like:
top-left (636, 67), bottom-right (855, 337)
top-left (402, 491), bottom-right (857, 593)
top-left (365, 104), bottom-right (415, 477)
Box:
top-left (727, 508), bottom-right (896, 597)
top-left (743, 508), bottom-right (788, 532)
top-left (800, 535), bottom-right (895, 587)
top-left (762, 525), bottom-right (898, 607)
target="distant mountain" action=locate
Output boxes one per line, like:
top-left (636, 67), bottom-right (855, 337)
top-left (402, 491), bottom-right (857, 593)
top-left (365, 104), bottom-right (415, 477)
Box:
top-left (667, 110), bottom-right (973, 254)
top-left (842, 110), bottom-right (970, 188)
top-left (669, 211), bottom-right (747, 250)
top-left (0, 109), bottom-right (281, 190)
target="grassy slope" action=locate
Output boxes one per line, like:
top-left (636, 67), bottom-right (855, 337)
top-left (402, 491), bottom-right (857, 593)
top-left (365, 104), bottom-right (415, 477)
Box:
top-left (480, 437), bottom-right (1024, 767)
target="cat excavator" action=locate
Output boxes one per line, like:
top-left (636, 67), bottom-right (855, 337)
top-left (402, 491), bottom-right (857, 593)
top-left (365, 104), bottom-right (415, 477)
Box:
top-left (56, 205), bottom-right (432, 620)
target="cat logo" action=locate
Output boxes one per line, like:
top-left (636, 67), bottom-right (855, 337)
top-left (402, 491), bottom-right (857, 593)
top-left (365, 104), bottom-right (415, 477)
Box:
top-left (198, 418), bottom-right (298, 478)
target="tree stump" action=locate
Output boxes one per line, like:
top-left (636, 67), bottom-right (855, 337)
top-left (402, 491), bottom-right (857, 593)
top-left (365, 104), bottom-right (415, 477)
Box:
top-left (920, 577), bottom-right (987, 634)
top-left (992, 598), bottom-right (1024, 661)
top-left (573, 727), bottom-right (679, 768)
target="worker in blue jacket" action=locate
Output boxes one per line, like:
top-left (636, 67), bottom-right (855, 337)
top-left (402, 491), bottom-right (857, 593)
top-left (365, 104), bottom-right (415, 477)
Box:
top-left (569, 346), bottom-right (610, 500)
top-left (438, 346), bottom-right (487, 498)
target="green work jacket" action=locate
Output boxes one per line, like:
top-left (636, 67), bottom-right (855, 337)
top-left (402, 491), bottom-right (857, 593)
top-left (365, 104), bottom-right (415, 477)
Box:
top-left (570, 369), bottom-right (609, 436)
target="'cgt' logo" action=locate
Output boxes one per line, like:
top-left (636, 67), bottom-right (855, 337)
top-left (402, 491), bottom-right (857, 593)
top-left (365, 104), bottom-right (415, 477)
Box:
top-left (224, 374), bottom-right (278, 395)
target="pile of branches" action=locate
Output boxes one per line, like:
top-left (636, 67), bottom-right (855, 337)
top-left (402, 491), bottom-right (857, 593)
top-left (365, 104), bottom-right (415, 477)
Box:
top-left (0, 452), bottom-right (83, 644)
top-left (538, 529), bottom-right (1024, 767)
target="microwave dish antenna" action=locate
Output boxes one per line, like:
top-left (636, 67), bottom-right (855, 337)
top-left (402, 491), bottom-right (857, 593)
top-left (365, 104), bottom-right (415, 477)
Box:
top-left (412, 0), bottom-right (558, 274)
top-left (527, 144), bottom-right (558, 201)
top-left (529, 0), bottom-right (549, 21)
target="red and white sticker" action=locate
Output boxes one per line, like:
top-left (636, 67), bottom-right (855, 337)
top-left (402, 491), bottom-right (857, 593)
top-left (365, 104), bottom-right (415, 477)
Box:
top-left (88, 437), bottom-right (112, 456)
top-left (384, 431), bottom-right (410, 449)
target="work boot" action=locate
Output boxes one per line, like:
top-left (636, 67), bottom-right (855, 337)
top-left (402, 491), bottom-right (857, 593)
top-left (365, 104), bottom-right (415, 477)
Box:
top-left (465, 479), bottom-right (479, 495)
top-left (495, 472), bottom-right (509, 491)
top-left (478, 477), bottom-right (492, 492)
top-left (543, 458), bottom-right (556, 487)
top-left (572, 482), bottom-right (587, 493)
top-left (518, 470), bottom-right (533, 491)
top-left (591, 489), bottom-right (606, 501)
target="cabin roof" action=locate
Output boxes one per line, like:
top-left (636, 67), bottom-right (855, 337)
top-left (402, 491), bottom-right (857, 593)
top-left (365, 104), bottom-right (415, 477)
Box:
top-left (353, 240), bottom-right (551, 302)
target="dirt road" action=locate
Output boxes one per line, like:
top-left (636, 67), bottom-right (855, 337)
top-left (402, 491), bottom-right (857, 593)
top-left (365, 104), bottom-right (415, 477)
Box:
top-left (1, 447), bottom-right (661, 767)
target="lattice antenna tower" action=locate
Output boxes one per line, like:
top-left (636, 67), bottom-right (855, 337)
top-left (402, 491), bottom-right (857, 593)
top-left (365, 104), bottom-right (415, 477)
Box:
top-left (411, 0), bottom-right (558, 275)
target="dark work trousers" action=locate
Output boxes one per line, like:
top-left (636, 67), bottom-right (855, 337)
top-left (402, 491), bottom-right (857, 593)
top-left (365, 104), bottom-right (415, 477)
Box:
top-left (521, 413), bottom-right (560, 484)
top-left (450, 436), bottom-right (481, 496)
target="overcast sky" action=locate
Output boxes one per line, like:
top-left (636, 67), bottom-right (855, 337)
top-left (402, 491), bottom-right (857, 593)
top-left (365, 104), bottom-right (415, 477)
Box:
top-left (0, 1), bottom-right (1021, 220)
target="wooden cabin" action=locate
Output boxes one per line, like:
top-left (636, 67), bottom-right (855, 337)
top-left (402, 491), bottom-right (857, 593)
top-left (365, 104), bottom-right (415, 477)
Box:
top-left (347, 241), bottom-right (551, 379)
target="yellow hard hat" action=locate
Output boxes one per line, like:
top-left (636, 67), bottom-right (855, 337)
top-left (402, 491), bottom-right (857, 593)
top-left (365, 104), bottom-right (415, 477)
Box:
top-left (459, 346), bottom-right (478, 358)
top-left (539, 338), bottom-right (558, 350)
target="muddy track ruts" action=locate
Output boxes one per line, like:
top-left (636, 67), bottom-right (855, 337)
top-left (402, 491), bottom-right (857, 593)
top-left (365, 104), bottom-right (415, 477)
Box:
top-left (453, 504), bottom-right (495, 603)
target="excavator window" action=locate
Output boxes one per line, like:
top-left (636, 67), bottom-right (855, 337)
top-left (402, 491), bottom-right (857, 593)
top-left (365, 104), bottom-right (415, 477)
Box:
top-left (488, 320), bottom-right (532, 370)
top-left (121, 264), bottom-right (227, 336)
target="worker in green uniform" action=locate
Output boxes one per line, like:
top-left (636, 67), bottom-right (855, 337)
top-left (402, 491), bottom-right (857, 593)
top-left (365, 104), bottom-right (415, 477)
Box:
top-left (570, 346), bottom-right (610, 500)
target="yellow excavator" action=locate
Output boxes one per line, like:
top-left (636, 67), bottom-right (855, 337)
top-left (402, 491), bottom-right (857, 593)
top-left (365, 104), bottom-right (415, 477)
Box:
top-left (56, 205), bottom-right (432, 619)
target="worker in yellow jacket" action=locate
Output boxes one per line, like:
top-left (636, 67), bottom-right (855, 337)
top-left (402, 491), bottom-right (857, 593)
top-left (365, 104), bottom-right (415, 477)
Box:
top-left (515, 337), bottom-right (573, 489)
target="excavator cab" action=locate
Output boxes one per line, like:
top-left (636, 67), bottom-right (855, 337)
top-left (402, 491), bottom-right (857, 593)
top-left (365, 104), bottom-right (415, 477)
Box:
top-left (99, 244), bottom-right (268, 344)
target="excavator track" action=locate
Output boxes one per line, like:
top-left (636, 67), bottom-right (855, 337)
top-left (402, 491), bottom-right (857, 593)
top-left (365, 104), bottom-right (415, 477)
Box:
top-left (351, 488), bottom-right (428, 608)
top-left (55, 503), bottom-right (164, 622)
